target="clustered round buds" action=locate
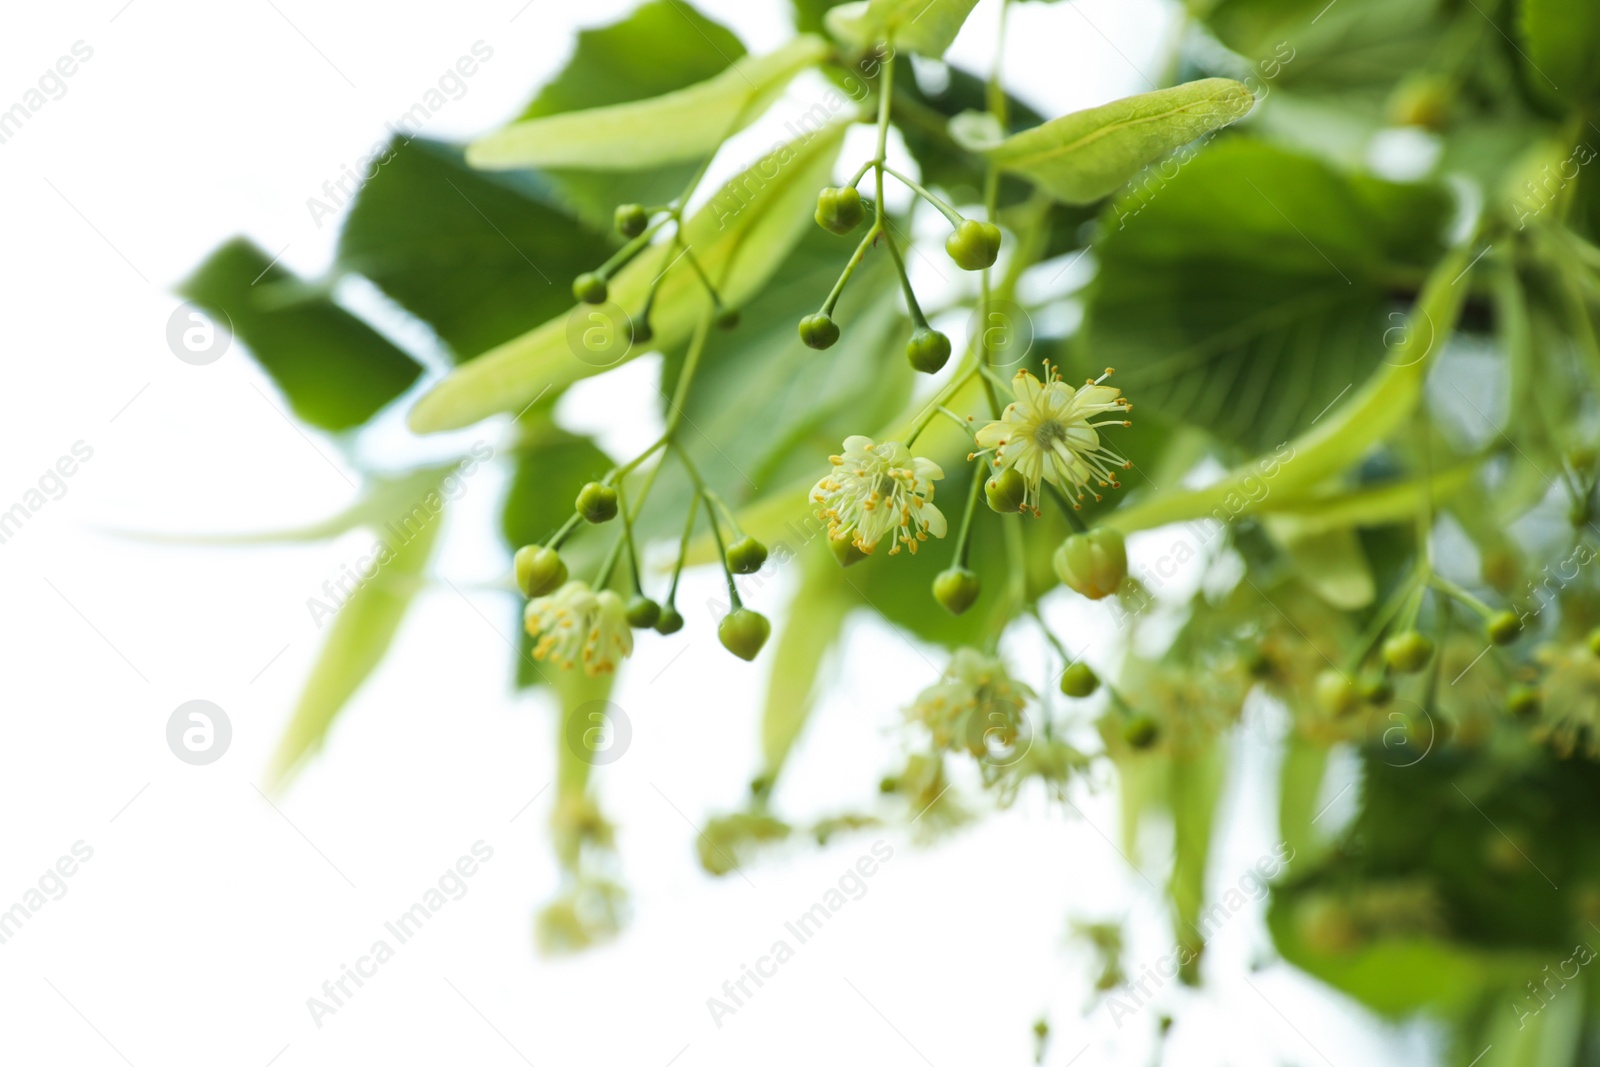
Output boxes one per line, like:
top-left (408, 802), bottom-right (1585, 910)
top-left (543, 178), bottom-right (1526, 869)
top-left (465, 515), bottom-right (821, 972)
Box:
top-left (572, 272), bottom-right (608, 305)
top-left (719, 608), bottom-right (771, 661)
top-left (945, 219), bottom-right (1002, 271)
top-left (1382, 630), bottom-right (1434, 674)
top-left (906, 327), bottom-right (952, 374)
top-left (726, 536), bottom-right (769, 575)
top-left (1054, 528), bottom-right (1128, 601)
top-left (1060, 662), bottom-right (1099, 698)
top-left (625, 594), bottom-right (661, 629)
top-left (575, 481), bottom-right (619, 524)
top-left (815, 186), bottom-right (866, 235)
top-left (985, 468), bottom-right (1027, 513)
top-left (1486, 610), bottom-right (1522, 646)
top-left (1314, 669), bottom-right (1358, 717)
top-left (514, 545), bottom-right (567, 598)
top-left (932, 566), bottom-right (980, 616)
top-left (799, 312), bottom-right (840, 350)
top-left (614, 203), bottom-right (649, 239)
top-left (653, 604), bottom-right (684, 635)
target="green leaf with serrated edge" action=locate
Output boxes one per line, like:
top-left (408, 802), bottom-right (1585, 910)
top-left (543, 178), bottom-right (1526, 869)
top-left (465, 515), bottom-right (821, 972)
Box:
top-left (825, 0), bottom-right (981, 58)
top-left (409, 122), bottom-right (849, 434)
top-left (179, 238), bottom-right (423, 432)
top-left (337, 139), bottom-right (614, 361)
top-left (468, 36), bottom-right (829, 172)
top-left (986, 79), bottom-right (1254, 204)
top-left (266, 490), bottom-right (443, 787)
top-left (1104, 237), bottom-right (1473, 536)
top-left (760, 552), bottom-right (851, 779)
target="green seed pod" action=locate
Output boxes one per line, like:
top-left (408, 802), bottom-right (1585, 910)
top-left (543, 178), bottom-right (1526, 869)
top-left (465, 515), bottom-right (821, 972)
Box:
top-left (572, 271), bottom-right (607, 305)
top-left (716, 306), bottom-right (741, 330)
top-left (932, 566), bottom-right (980, 615)
top-left (718, 608), bottom-right (771, 661)
top-left (1359, 676), bottom-right (1394, 706)
top-left (1060, 662), bottom-right (1099, 698)
top-left (1314, 669), bottom-right (1358, 717)
top-left (513, 545), bottom-right (567, 598)
top-left (654, 604), bottom-right (685, 635)
top-left (1382, 630), bottom-right (1435, 674)
top-left (945, 218), bottom-right (1002, 271)
top-left (815, 186), bottom-right (865, 235)
top-left (614, 203), bottom-right (649, 238)
top-left (625, 595), bottom-right (661, 628)
top-left (1053, 528), bottom-right (1128, 600)
top-left (726, 536), bottom-right (769, 575)
top-left (984, 468), bottom-right (1027, 513)
top-left (1123, 713), bottom-right (1159, 750)
top-left (1486, 610), bottom-right (1522, 646)
top-left (799, 312), bottom-right (840, 350)
top-left (829, 535), bottom-right (867, 568)
top-left (906, 327), bottom-right (952, 374)
top-left (1506, 686), bottom-right (1540, 718)
top-left (575, 481), bottom-right (619, 524)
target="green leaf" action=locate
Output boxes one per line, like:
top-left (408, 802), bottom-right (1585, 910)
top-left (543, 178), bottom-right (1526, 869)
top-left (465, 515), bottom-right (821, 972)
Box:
top-left (825, 0), bottom-right (980, 57)
top-left (1081, 139), bottom-right (1451, 452)
top-left (760, 553), bottom-right (851, 778)
top-left (986, 79), bottom-right (1255, 204)
top-left (179, 238), bottom-right (423, 432)
top-left (1277, 732), bottom-right (1330, 867)
top-left (1263, 520), bottom-right (1374, 609)
top-left (1169, 741), bottom-right (1227, 978)
top-left (1521, 0), bottom-right (1600, 106)
top-left (337, 139), bottom-right (614, 360)
top-left (267, 489), bottom-right (444, 786)
top-left (409, 123), bottom-right (850, 434)
top-left (467, 35), bottom-right (829, 172)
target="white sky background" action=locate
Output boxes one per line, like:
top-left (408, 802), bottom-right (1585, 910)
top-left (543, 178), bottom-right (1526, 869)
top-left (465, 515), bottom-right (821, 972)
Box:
top-left (0, 1), bottom-right (1437, 1064)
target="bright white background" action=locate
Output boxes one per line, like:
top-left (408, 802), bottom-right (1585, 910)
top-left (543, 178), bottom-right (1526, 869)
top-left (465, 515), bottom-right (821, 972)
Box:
top-left (0, 1), bottom-right (1433, 1064)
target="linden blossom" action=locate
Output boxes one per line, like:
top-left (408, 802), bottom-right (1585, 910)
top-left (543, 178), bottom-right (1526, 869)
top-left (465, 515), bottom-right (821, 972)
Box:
top-left (705, 839), bottom-right (895, 1029)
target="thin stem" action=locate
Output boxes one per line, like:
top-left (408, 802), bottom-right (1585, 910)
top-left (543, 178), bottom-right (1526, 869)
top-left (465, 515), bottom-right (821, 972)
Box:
top-left (665, 494), bottom-right (700, 606)
top-left (953, 460), bottom-right (985, 568)
top-left (822, 222), bottom-right (882, 315)
top-left (665, 309), bottom-right (715, 441)
top-left (547, 511), bottom-right (583, 550)
top-left (880, 225), bottom-right (929, 328)
top-left (881, 164), bottom-right (964, 226)
top-left (616, 482), bottom-right (645, 595)
top-left (1431, 574), bottom-right (1496, 620)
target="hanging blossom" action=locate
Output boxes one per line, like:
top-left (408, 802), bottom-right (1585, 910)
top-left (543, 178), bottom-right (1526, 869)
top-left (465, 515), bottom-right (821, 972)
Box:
top-left (525, 580), bottom-right (633, 677)
top-left (907, 648), bottom-right (1035, 757)
top-left (811, 435), bottom-right (947, 555)
top-left (973, 364), bottom-right (1132, 513)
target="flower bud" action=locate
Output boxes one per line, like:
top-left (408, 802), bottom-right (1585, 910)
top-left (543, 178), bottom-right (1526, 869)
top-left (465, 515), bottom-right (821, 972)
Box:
top-left (625, 594), bottom-right (660, 628)
top-left (1359, 676), bottom-right (1394, 706)
top-left (653, 604), bottom-right (684, 635)
top-left (575, 481), bottom-right (618, 523)
top-left (1059, 662), bottom-right (1099, 698)
top-left (716, 306), bottom-right (741, 330)
top-left (614, 203), bottom-right (649, 238)
top-left (1382, 630), bottom-right (1434, 674)
top-left (932, 567), bottom-right (980, 615)
top-left (1053, 528), bottom-right (1127, 600)
top-left (1314, 669), bottom-right (1358, 717)
top-left (906, 327), bottom-right (952, 374)
top-left (514, 545), bottom-right (567, 598)
top-left (984, 468), bottom-right (1026, 513)
top-left (1485, 611), bottom-right (1521, 646)
top-left (1123, 713), bottom-right (1159, 750)
top-left (572, 272), bottom-right (607, 305)
top-left (815, 186), bottom-right (865, 235)
top-left (1506, 686), bottom-right (1540, 718)
top-left (718, 608), bottom-right (771, 661)
top-left (726, 536), bottom-right (769, 575)
top-left (629, 317), bottom-right (654, 346)
top-left (829, 534), bottom-right (867, 568)
top-left (799, 312), bottom-right (840, 350)
top-left (945, 219), bottom-right (1002, 271)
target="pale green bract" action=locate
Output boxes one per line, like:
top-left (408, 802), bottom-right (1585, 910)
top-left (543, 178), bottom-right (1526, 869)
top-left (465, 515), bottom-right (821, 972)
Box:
top-left (985, 78), bottom-right (1255, 204)
top-left (466, 35), bottom-right (829, 171)
top-left (410, 123), bottom-right (849, 433)
top-left (825, 0), bottom-right (981, 58)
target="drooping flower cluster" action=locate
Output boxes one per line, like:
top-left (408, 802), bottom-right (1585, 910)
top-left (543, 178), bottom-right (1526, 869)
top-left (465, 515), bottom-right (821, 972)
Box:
top-left (811, 435), bottom-right (947, 555)
top-left (525, 580), bottom-right (634, 677)
top-left (907, 648), bottom-right (1034, 757)
top-left (974, 365), bottom-right (1132, 513)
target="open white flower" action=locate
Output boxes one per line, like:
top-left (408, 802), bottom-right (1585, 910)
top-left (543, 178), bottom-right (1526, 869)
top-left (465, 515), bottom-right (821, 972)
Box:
top-left (908, 648), bottom-right (1034, 757)
top-left (973, 365), bottom-right (1132, 513)
top-left (525, 580), bottom-right (633, 677)
top-left (810, 435), bottom-right (946, 555)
